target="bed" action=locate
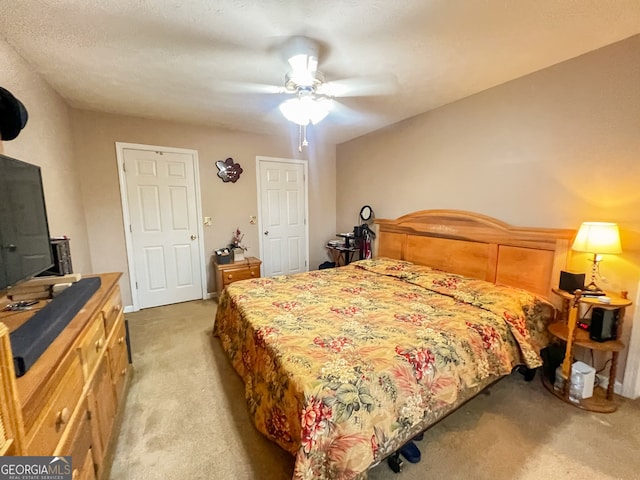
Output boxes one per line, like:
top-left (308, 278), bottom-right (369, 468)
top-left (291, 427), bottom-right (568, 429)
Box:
top-left (213, 210), bottom-right (575, 479)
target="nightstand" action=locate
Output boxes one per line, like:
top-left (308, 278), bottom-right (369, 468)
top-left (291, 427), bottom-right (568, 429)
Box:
top-left (543, 288), bottom-right (632, 412)
top-left (213, 256), bottom-right (261, 298)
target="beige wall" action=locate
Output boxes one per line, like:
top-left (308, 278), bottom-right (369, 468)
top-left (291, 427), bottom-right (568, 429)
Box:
top-left (70, 110), bottom-right (336, 306)
top-left (337, 35), bottom-right (640, 394)
top-left (0, 39), bottom-right (92, 275)
top-left (0, 35), bottom-right (336, 308)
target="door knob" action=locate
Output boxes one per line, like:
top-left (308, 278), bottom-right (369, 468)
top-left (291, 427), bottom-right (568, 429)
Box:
top-left (190, 234), bottom-right (197, 240)
top-left (264, 231), bottom-right (269, 236)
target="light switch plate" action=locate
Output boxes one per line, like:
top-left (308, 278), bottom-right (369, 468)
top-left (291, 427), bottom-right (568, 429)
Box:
top-left (204, 216), bottom-right (212, 226)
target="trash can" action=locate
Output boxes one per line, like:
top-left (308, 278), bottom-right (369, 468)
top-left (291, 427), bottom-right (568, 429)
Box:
top-left (571, 361), bottom-right (595, 399)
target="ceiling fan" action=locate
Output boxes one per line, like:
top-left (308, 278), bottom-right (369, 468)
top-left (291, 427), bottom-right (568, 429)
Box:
top-left (277, 36), bottom-right (336, 128)
top-left (242, 36), bottom-right (397, 150)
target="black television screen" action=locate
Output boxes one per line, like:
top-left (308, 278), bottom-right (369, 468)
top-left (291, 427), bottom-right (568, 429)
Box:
top-left (0, 154), bottom-right (54, 292)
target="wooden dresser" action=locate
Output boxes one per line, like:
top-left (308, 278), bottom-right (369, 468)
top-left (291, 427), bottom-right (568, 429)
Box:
top-left (0, 273), bottom-right (131, 479)
top-left (213, 256), bottom-right (261, 297)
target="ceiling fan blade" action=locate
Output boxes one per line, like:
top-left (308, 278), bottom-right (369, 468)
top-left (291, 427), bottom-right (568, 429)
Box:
top-left (318, 74), bottom-right (398, 98)
top-left (212, 80), bottom-right (285, 95)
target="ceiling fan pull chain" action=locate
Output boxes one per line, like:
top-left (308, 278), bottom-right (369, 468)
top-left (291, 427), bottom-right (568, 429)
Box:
top-left (302, 125), bottom-right (309, 148)
top-left (298, 124), bottom-right (303, 152)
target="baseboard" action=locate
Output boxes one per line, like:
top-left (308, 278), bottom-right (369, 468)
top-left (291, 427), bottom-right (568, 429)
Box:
top-left (596, 373), bottom-right (624, 396)
top-left (124, 293), bottom-right (214, 313)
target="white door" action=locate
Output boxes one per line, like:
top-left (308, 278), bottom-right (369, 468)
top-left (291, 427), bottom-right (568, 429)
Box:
top-left (257, 157), bottom-right (308, 277)
top-left (121, 146), bottom-right (204, 309)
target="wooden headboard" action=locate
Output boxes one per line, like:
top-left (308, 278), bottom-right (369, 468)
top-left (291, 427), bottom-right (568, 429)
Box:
top-left (374, 210), bottom-right (575, 301)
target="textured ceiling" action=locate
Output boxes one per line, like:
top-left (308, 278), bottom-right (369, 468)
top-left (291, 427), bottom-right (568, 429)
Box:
top-left (1, 1), bottom-right (639, 145)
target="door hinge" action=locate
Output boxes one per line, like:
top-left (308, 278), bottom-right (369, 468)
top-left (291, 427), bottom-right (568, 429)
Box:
top-left (129, 224), bottom-right (132, 233)
top-left (122, 163), bottom-right (126, 173)
top-left (135, 282), bottom-right (138, 290)
top-left (304, 218), bottom-right (307, 225)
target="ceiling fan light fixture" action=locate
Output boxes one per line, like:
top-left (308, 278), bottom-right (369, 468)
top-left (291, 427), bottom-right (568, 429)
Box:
top-left (308, 96), bottom-right (332, 125)
top-left (278, 94), bottom-right (332, 126)
top-left (279, 97), bottom-right (310, 126)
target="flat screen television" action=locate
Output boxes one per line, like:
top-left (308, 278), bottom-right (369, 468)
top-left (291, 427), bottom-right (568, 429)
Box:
top-left (0, 154), bottom-right (54, 293)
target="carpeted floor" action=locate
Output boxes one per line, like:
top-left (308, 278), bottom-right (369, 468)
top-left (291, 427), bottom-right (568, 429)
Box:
top-left (110, 299), bottom-right (640, 480)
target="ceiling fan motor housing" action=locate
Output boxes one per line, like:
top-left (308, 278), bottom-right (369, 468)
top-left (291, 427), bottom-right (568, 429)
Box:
top-left (284, 71), bottom-right (325, 94)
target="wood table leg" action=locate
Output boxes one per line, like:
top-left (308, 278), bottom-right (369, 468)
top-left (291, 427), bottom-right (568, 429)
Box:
top-left (607, 352), bottom-right (618, 400)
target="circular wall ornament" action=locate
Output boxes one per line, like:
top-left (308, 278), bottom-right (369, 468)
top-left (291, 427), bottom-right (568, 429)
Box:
top-left (216, 157), bottom-right (243, 183)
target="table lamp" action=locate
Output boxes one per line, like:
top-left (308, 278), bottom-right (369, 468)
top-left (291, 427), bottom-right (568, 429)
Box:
top-left (571, 222), bottom-right (622, 294)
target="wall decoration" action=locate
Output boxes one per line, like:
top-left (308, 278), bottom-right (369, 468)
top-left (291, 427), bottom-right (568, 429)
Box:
top-left (359, 205), bottom-right (374, 222)
top-left (216, 157), bottom-right (243, 183)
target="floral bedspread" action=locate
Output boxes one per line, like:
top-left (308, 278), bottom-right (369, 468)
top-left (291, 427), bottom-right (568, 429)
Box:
top-left (213, 258), bottom-right (554, 480)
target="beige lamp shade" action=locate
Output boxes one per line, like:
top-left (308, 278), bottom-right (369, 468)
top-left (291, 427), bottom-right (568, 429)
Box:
top-left (572, 222), bottom-right (622, 254)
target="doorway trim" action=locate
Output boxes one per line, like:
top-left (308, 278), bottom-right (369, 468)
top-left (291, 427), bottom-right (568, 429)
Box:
top-left (115, 142), bottom-right (207, 312)
top-left (255, 155), bottom-right (309, 276)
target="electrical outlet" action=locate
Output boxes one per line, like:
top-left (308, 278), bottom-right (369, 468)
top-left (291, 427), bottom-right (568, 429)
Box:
top-left (249, 215), bottom-right (256, 225)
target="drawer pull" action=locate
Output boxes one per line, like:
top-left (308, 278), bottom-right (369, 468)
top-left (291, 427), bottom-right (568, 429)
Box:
top-left (95, 338), bottom-right (104, 351)
top-left (117, 336), bottom-right (125, 345)
top-left (56, 407), bottom-right (71, 426)
top-left (227, 274), bottom-right (233, 280)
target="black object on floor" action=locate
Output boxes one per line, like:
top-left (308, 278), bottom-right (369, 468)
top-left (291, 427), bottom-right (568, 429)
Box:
top-left (517, 365), bottom-right (537, 382)
top-left (400, 441), bottom-right (421, 463)
top-left (387, 452), bottom-right (403, 473)
top-left (541, 344), bottom-right (565, 382)
top-left (10, 277), bottom-right (101, 377)
top-left (125, 318), bottom-right (133, 363)
top-left (319, 261), bottom-right (336, 269)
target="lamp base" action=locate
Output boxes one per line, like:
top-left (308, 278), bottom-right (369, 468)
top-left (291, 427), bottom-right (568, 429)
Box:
top-left (582, 281), bottom-right (605, 296)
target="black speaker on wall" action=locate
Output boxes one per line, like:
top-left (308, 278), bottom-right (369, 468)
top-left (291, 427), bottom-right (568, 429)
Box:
top-left (559, 270), bottom-right (586, 293)
top-left (590, 307), bottom-right (619, 342)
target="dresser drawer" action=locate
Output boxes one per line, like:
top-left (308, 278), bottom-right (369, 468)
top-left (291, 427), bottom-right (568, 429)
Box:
top-left (25, 355), bottom-right (84, 455)
top-left (222, 266), bottom-right (260, 287)
top-left (107, 315), bottom-right (129, 404)
top-left (101, 287), bottom-right (123, 336)
top-left (54, 397), bottom-right (92, 476)
top-left (78, 315), bottom-right (107, 381)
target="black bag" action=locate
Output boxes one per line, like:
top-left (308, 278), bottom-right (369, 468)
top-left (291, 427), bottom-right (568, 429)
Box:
top-left (319, 261), bottom-right (336, 270)
top-left (540, 344), bottom-right (565, 383)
